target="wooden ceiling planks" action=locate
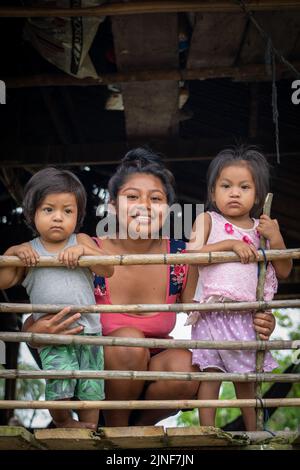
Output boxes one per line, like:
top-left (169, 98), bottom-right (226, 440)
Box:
top-left (239, 11), bottom-right (300, 64)
top-left (111, 12), bottom-right (179, 138)
top-left (187, 13), bottom-right (247, 68)
top-left (186, 10), bottom-right (300, 69)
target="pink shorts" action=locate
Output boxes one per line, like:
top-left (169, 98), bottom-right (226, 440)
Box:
top-left (101, 312), bottom-right (176, 355)
top-left (101, 311), bottom-right (176, 338)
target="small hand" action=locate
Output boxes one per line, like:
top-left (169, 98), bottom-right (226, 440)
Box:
top-left (231, 240), bottom-right (259, 264)
top-left (12, 243), bottom-right (40, 267)
top-left (58, 245), bottom-right (85, 269)
top-left (257, 215), bottom-right (281, 243)
top-left (253, 310), bottom-right (275, 340)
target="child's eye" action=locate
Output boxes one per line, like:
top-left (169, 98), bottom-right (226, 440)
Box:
top-left (241, 185), bottom-right (250, 190)
top-left (127, 195), bottom-right (138, 200)
top-left (151, 196), bottom-right (162, 202)
top-left (65, 209), bottom-right (73, 214)
top-left (43, 207), bottom-right (52, 213)
top-left (221, 184), bottom-right (230, 189)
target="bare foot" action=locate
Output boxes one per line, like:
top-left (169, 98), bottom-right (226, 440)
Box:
top-left (54, 418), bottom-right (96, 430)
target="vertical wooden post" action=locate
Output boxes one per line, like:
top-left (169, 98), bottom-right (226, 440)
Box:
top-left (255, 193), bottom-right (273, 430)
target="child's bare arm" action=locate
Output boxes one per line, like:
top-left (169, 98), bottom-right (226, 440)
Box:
top-left (180, 265), bottom-right (199, 304)
top-left (58, 233), bottom-right (114, 277)
top-left (257, 215), bottom-right (292, 279)
top-left (187, 212), bottom-right (211, 252)
top-left (0, 243), bottom-right (38, 289)
top-left (187, 212), bottom-right (259, 264)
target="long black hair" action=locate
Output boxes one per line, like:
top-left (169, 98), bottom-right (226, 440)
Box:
top-left (108, 148), bottom-right (176, 205)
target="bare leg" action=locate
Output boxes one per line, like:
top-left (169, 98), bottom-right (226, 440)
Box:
top-left (134, 349), bottom-right (200, 426)
top-left (234, 382), bottom-right (256, 431)
top-left (51, 405), bottom-right (96, 429)
top-left (49, 397), bottom-right (98, 430)
top-left (78, 409), bottom-right (99, 430)
top-left (103, 327), bottom-right (150, 426)
top-left (197, 368), bottom-right (221, 427)
top-left (50, 409), bottom-right (77, 428)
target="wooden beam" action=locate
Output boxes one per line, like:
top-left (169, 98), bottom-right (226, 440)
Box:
top-left (111, 13), bottom-right (179, 138)
top-left (0, 140), bottom-right (299, 168)
top-left (0, 426), bottom-right (43, 450)
top-left (1, 1), bottom-right (300, 18)
top-left (4, 61), bottom-right (300, 88)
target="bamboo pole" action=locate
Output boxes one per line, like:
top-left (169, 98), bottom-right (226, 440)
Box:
top-left (0, 398), bottom-right (299, 410)
top-left (255, 193), bottom-right (273, 430)
top-left (0, 369), bottom-right (299, 383)
top-left (1, 298), bottom-right (300, 314)
top-left (1, 1), bottom-right (300, 17)
top-left (0, 332), bottom-right (298, 350)
top-left (1, 248), bottom-right (299, 268)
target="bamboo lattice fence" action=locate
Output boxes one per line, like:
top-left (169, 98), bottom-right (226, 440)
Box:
top-left (0, 248), bottom-right (299, 430)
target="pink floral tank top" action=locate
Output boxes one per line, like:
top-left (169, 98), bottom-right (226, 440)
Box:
top-left (194, 211), bottom-right (278, 303)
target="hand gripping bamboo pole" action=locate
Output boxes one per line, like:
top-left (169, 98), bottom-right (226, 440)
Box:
top-left (255, 193), bottom-right (273, 430)
top-left (1, 248), bottom-right (299, 267)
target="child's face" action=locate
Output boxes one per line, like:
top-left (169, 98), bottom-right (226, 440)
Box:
top-left (212, 163), bottom-right (256, 219)
top-left (34, 192), bottom-right (78, 243)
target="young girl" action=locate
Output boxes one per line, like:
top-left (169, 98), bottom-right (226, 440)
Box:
top-left (187, 146), bottom-right (292, 431)
top-left (0, 167), bottom-right (114, 430)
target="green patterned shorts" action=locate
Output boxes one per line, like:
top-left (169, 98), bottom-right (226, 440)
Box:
top-left (39, 333), bottom-right (105, 401)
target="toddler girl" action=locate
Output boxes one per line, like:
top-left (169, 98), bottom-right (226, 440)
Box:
top-left (0, 167), bottom-right (113, 429)
top-left (187, 146), bottom-right (292, 430)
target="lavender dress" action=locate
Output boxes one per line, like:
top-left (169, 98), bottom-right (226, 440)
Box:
top-left (188, 211), bottom-right (278, 373)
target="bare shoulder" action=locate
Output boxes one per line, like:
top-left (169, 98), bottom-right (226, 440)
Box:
top-left (192, 211), bottom-right (211, 228)
top-left (76, 233), bottom-right (95, 246)
top-left (188, 212), bottom-right (211, 250)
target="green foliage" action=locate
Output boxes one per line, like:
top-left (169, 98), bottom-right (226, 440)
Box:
top-left (177, 310), bottom-right (300, 431)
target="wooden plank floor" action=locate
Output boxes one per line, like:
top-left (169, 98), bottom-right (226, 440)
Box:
top-left (0, 426), bottom-right (299, 450)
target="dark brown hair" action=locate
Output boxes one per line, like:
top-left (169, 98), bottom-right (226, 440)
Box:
top-left (206, 145), bottom-right (270, 218)
top-left (108, 147), bottom-right (176, 205)
top-left (23, 167), bottom-right (87, 233)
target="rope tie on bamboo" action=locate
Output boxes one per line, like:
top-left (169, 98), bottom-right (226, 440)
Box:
top-left (163, 253), bottom-right (167, 265)
top-left (257, 247), bottom-right (268, 277)
top-left (208, 251), bottom-right (212, 264)
top-left (119, 254), bottom-right (124, 265)
top-left (255, 395), bottom-right (276, 436)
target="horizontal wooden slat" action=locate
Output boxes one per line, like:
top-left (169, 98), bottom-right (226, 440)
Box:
top-left (3, 60), bottom-right (300, 88)
top-left (1, 426), bottom-right (299, 450)
top-left (1, 1), bottom-right (300, 18)
top-left (0, 426), bottom-right (44, 450)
